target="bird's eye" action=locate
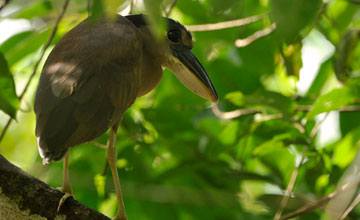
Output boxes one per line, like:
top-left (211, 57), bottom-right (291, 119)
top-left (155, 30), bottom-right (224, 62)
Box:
top-left (167, 30), bottom-right (181, 43)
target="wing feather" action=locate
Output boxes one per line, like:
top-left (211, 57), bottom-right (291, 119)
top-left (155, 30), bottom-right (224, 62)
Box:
top-left (34, 15), bottom-right (142, 162)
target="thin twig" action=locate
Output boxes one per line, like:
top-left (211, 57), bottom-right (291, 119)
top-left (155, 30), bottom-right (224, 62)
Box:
top-left (280, 191), bottom-right (336, 220)
top-left (281, 179), bottom-right (360, 220)
top-left (18, 99), bottom-right (32, 113)
top-left (0, 121), bottom-right (11, 141)
top-left (310, 112), bottom-right (329, 139)
top-left (212, 105), bottom-right (259, 119)
top-left (254, 113), bottom-right (283, 123)
top-left (235, 23), bottom-right (276, 47)
top-left (274, 113), bottom-right (329, 220)
top-left (101, 160), bottom-right (109, 176)
top-left (186, 13), bottom-right (268, 32)
top-left (0, 0), bottom-right (70, 142)
top-left (273, 145), bottom-right (309, 220)
top-left (163, 0), bottom-right (177, 17)
top-left (341, 192), bottom-right (360, 219)
top-left (91, 141), bottom-right (107, 149)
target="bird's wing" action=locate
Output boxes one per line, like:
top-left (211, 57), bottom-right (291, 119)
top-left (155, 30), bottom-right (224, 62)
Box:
top-left (34, 16), bottom-right (142, 162)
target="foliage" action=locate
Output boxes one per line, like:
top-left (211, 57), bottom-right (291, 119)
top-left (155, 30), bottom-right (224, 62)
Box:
top-left (0, 51), bottom-right (18, 119)
top-left (1, 0), bottom-right (360, 219)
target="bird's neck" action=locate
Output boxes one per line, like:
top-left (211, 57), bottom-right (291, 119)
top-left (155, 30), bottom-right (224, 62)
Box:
top-left (136, 49), bottom-right (163, 97)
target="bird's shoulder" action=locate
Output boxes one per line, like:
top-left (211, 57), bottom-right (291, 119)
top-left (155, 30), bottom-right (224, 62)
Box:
top-left (36, 15), bottom-right (142, 99)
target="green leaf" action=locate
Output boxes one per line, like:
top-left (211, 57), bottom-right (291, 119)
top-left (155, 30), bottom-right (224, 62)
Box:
top-left (0, 31), bottom-right (34, 54)
top-left (105, 0), bottom-right (125, 15)
top-left (11, 0), bottom-right (53, 20)
top-left (225, 91), bottom-right (244, 107)
top-left (271, 0), bottom-right (322, 43)
top-left (89, 0), bottom-right (105, 20)
top-left (282, 42), bottom-right (303, 77)
top-left (89, 0), bottom-right (126, 20)
top-left (219, 121), bottom-right (239, 145)
top-left (1, 29), bottom-right (52, 66)
top-left (334, 28), bottom-right (360, 82)
top-left (306, 87), bottom-right (355, 120)
top-left (306, 57), bottom-right (333, 96)
top-left (0, 52), bottom-right (19, 119)
top-left (94, 174), bottom-right (106, 197)
top-left (333, 127), bottom-right (360, 168)
top-left (244, 90), bottom-right (294, 114)
top-left (144, 0), bottom-right (166, 38)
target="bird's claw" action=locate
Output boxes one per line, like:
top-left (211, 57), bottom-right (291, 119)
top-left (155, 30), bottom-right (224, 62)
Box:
top-left (56, 187), bottom-right (74, 212)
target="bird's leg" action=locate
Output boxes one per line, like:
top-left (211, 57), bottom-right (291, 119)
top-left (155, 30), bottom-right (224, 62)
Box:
top-left (57, 150), bottom-right (73, 211)
top-left (107, 125), bottom-right (127, 220)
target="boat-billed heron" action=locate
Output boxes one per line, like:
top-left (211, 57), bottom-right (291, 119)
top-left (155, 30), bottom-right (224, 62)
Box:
top-left (34, 14), bottom-right (217, 220)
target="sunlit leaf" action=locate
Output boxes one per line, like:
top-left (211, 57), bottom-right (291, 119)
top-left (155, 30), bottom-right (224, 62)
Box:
top-left (219, 121), bottom-right (239, 145)
top-left (2, 29), bottom-right (52, 66)
top-left (225, 91), bottom-right (244, 107)
top-left (333, 127), bottom-right (360, 168)
top-left (94, 174), bottom-right (106, 197)
top-left (306, 57), bottom-right (333, 96)
top-left (306, 87), bottom-right (355, 120)
top-left (11, 0), bottom-right (53, 19)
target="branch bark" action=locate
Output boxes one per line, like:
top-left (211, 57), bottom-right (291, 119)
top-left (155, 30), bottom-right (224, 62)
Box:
top-left (0, 154), bottom-right (110, 220)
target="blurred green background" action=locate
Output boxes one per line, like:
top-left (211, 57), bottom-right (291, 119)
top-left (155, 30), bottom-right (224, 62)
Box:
top-left (1, 0), bottom-right (360, 219)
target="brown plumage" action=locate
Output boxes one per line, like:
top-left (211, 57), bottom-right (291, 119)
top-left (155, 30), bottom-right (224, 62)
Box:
top-left (34, 14), bottom-right (217, 220)
top-left (35, 16), bottom-right (142, 163)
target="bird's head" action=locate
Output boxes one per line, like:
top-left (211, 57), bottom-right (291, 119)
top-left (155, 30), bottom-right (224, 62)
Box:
top-left (125, 14), bottom-right (218, 103)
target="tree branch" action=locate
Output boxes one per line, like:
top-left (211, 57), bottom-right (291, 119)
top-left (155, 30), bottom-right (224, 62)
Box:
top-left (211, 105), bottom-right (259, 119)
top-left (163, 0), bottom-right (177, 17)
top-left (235, 23), bottom-right (276, 47)
top-left (0, 154), bottom-right (110, 220)
top-left (186, 13), bottom-right (268, 32)
top-left (280, 177), bottom-right (360, 220)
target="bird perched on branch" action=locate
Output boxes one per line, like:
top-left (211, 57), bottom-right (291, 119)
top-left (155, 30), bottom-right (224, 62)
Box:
top-left (34, 14), bottom-right (217, 220)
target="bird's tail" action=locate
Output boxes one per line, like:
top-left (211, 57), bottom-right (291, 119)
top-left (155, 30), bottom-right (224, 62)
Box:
top-left (37, 136), bottom-right (67, 164)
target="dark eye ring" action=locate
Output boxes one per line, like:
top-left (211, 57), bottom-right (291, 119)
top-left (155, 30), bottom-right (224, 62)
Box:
top-left (167, 30), bottom-right (181, 43)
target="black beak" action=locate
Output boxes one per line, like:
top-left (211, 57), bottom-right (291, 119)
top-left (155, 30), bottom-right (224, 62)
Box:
top-left (168, 49), bottom-right (218, 102)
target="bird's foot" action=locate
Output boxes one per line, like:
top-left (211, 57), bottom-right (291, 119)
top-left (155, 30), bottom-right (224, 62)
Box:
top-left (111, 210), bottom-right (128, 220)
top-left (111, 215), bottom-right (128, 220)
top-left (56, 187), bottom-right (74, 212)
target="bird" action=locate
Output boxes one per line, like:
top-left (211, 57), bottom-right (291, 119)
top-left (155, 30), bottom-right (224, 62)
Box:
top-left (34, 13), bottom-right (218, 220)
